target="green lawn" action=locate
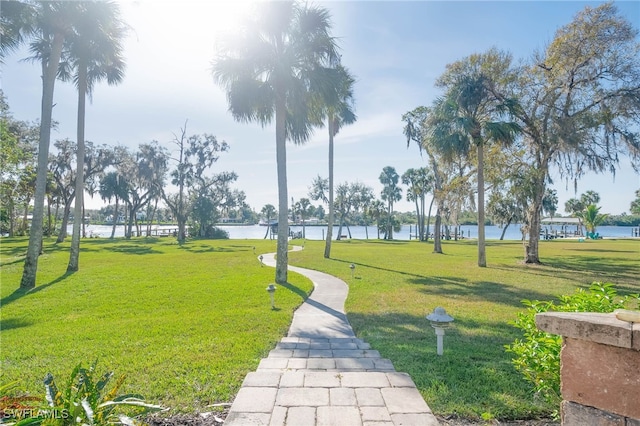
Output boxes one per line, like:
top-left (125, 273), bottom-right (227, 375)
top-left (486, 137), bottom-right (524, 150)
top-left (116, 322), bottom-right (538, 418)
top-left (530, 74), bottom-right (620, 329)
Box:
top-left (1, 236), bottom-right (638, 420)
top-left (0, 237), bottom-right (313, 412)
top-left (288, 238), bottom-right (639, 420)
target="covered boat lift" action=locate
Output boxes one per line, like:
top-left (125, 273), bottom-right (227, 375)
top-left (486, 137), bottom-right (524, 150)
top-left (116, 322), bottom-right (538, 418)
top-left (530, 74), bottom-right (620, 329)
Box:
top-left (540, 217), bottom-right (583, 239)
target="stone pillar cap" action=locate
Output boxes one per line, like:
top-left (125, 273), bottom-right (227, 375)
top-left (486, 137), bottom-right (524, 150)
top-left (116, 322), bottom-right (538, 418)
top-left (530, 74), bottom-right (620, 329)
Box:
top-left (535, 312), bottom-right (640, 350)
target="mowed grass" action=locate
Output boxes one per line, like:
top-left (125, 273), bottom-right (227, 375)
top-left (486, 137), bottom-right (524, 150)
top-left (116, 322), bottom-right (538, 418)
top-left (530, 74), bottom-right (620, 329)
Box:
top-left (0, 237), bottom-right (313, 412)
top-left (1, 236), bottom-right (638, 420)
top-left (288, 238), bottom-right (640, 420)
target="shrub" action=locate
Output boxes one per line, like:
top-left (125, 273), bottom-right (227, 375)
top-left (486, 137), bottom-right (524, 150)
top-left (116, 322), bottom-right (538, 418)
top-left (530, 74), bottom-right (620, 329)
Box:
top-left (505, 282), bottom-right (640, 408)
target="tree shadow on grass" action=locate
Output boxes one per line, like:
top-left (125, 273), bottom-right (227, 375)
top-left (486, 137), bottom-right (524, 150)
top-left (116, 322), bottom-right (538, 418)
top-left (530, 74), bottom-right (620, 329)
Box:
top-left (331, 257), bottom-right (437, 280)
top-left (492, 257), bottom-right (639, 293)
top-left (178, 245), bottom-right (240, 253)
top-left (541, 255), bottom-right (639, 283)
top-left (0, 271), bottom-right (73, 307)
top-left (0, 318), bottom-right (33, 332)
top-left (347, 311), bottom-right (548, 419)
top-left (407, 276), bottom-right (558, 308)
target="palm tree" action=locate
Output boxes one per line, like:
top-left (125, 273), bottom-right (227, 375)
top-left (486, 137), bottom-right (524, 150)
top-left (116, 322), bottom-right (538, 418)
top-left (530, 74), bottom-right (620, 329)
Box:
top-left (62, 0), bottom-right (126, 271)
top-left (319, 65), bottom-right (356, 258)
top-left (11, 2), bottom-right (79, 289)
top-left (379, 166), bottom-right (402, 240)
top-left (0, 1), bottom-right (35, 63)
top-left (403, 106), bottom-right (446, 253)
top-left (213, 1), bottom-right (339, 284)
top-left (580, 204), bottom-right (608, 236)
top-left (430, 72), bottom-right (520, 267)
top-left (99, 171), bottom-right (128, 238)
top-left (366, 200), bottom-right (385, 239)
top-left (402, 167), bottom-right (432, 241)
top-left (261, 204), bottom-right (276, 239)
top-left (295, 197), bottom-right (311, 238)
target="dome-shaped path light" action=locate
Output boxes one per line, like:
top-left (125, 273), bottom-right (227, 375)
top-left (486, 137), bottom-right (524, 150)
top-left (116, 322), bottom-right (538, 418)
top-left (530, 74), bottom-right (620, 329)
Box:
top-left (426, 307), bottom-right (454, 356)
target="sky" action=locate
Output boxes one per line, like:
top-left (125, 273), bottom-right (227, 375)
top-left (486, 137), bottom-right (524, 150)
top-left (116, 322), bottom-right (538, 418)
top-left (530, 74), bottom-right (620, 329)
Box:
top-left (2, 0), bottom-right (640, 216)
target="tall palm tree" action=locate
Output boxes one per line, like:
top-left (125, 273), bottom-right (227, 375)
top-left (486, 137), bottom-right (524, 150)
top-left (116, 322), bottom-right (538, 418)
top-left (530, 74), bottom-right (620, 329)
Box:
top-left (99, 171), bottom-right (128, 238)
top-left (403, 107), bottom-right (445, 252)
top-left (60, 1), bottom-right (126, 271)
top-left (379, 166), bottom-right (402, 240)
top-left (296, 197), bottom-right (311, 238)
top-left (0, 1), bottom-right (35, 63)
top-left (261, 204), bottom-right (276, 239)
top-left (14, 2), bottom-right (79, 289)
top-left (319, 65), bottom-right (356, 258)
top-left (430, 73), bottom-right (520, 267)
top-left (213, 1), bottom-right (339, 283)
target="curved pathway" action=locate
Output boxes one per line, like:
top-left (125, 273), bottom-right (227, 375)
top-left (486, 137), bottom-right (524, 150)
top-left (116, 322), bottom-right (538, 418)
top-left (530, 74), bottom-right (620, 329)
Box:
top-left (225, 247), bottom-right (439, 425)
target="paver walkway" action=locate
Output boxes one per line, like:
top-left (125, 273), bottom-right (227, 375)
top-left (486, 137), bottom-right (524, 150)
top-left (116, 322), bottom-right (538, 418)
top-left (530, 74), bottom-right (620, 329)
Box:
top-left (225, 247), bottom-right (439, 425)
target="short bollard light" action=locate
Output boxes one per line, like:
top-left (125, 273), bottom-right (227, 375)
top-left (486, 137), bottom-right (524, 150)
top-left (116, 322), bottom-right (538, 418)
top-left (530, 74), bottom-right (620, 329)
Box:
top-left (266, 284), bottom-right (277, 309)
top-left (259, 255), bottom-right (264, 266)
top-left (426, 307), bottom-right (454, 356)
top-left (350, 263), bottom-right (355, 278)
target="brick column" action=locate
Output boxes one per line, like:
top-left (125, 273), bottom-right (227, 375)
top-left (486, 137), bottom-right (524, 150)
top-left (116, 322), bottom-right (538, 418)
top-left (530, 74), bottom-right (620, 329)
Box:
top-left (535, 312), bottom-right (640, 426)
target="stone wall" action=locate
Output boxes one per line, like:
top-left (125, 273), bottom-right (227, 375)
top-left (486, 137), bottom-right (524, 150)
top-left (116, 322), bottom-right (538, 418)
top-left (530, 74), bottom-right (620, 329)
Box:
top-left (535, 312), bottom-right (640, 426)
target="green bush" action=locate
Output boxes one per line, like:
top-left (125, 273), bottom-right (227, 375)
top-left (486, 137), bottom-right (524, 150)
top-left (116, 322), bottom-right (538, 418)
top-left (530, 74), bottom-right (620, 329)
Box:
top-left (505, 282), bottom-right (640, 408)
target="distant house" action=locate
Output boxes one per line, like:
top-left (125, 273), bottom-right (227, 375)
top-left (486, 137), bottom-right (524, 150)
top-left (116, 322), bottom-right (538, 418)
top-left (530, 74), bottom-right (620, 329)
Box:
top-left (220, 217), bottom-right (243, 224)
top-left (105, 214), bottom-right (125, 224)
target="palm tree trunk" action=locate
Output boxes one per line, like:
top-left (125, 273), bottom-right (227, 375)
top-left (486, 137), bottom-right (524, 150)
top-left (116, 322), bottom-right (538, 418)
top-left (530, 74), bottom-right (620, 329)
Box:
top-left (433, 206), bottom-right (443, 253)
top-left (386, 203), bottom-right (393, 240)
top-left (275, 96), bottom-right (288, 284)
top-left (8, 198), bottom-right (15, 237)
top-left (263, 215), bottom-right (270, 239)
top-left (68, 62), bottom-right (88, 272)
top-left (420, 195), bottom-right (426, 241)
top-left (46, 199), bottom-right (52, 236)
top-left (21, 33), bottom-right (65, 289)
top-left (324, 118), bottom-right (335, 258)
top-left (425, 197), bottom-right (434, 242)
top-left (111, 198), bottom-right (118, 238)
top-left (414, 198), bottom-right (420, 240)
top-left (477, 142), bottom-right (486, 267)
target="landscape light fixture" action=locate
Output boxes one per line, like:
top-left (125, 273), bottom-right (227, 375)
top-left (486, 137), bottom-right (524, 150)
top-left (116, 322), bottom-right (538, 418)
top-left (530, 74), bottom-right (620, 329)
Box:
top-left (350, 263), bottom-right (355, 279)
top-left (426, 307), bottom-right (454, 356)
top-left (266, 284), bottom-right (277, 309)
top-left (259, 255), bottom-right (264, 266)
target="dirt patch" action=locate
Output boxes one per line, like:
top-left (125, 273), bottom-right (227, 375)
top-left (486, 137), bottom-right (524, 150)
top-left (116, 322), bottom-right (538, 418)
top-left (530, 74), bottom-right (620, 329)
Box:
top-left (144, 409), bottom-right (228, 426)
top-left (437, 415), bottom-right (559, 426)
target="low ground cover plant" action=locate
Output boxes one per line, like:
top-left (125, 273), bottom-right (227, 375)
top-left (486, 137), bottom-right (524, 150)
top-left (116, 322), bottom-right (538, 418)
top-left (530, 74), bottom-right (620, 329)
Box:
top-left (2, 361), bottom-right (162, 425)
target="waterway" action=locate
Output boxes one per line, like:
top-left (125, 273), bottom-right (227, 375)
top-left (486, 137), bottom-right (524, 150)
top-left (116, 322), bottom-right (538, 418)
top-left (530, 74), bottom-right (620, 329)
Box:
top-left (73, 223), bottom-right (639, 240)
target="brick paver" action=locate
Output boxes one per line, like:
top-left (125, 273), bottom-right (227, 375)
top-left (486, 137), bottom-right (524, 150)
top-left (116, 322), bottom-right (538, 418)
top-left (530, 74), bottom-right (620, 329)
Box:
top-left (224, 247), bottom-right (439, 425)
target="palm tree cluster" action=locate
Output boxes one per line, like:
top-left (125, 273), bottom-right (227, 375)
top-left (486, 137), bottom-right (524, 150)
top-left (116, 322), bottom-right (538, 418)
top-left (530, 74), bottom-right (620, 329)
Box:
top-left (213, 0), bottom-right (356, 283)
top-left (2, 0), bottom-right (127, 287)
top-left (403, 3), bottom-right (640, 266)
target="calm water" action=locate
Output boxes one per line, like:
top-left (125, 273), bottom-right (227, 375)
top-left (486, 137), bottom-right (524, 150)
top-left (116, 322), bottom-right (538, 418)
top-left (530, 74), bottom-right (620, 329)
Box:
top-left (73, 223), bottom-right (639, 240)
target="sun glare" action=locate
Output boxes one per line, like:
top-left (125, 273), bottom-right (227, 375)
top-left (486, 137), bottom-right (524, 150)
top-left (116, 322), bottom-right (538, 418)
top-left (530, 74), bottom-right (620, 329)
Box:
top-left (122, 1), bottom-right (256, 43)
